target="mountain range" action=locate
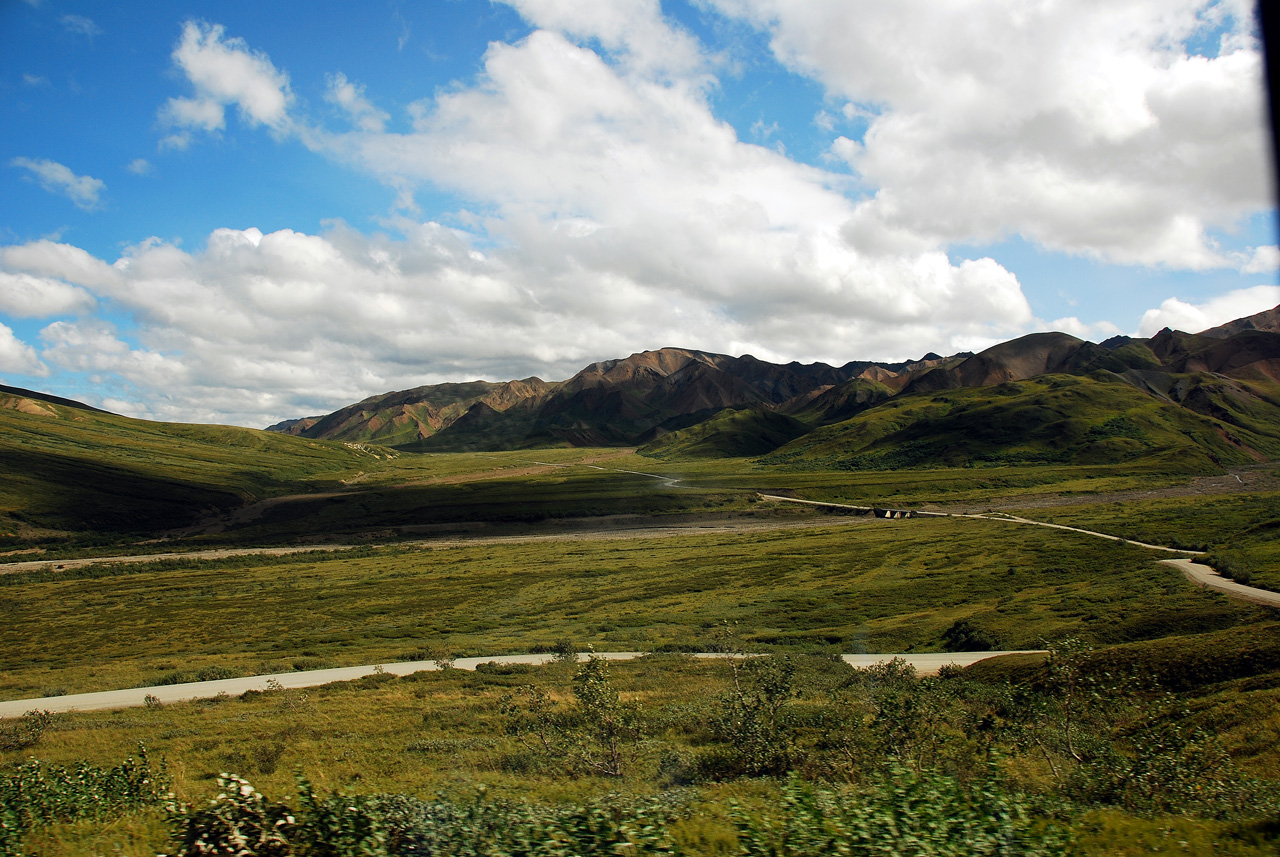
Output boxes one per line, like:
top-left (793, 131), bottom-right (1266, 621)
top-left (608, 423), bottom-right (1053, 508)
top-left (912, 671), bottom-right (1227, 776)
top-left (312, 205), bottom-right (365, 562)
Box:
top-left (267, 305), bottom-right (1280, 469)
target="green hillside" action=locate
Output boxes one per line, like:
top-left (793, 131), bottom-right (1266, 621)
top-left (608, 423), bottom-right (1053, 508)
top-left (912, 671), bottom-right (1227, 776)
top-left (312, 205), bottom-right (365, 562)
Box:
top-left (760, 371), bottom-right (1280, 472)
top-left (640, 405), bottom-right (810, 458)
top-left (0, 391), bottom-right (369, 546)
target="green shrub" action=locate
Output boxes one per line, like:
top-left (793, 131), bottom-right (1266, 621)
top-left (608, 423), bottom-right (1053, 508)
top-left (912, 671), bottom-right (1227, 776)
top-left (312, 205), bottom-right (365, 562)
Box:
top-left (731, 769), bottom-right (1068, 856)
top-left (163, 773), bottom-right (295, 857)
top-left (1202, 551), bottom-right (1255, 585)
top-left (0, 747), bottom-right (166, 856)
top-left (163, 776), bottom-right (682, 857)
top-left (707, 655), bottom-right (798, 778)
top-left (0, 711), bottom-right (52, 752)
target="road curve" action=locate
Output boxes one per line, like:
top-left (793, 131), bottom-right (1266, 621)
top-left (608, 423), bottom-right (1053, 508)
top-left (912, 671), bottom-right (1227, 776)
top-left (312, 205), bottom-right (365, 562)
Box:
top-left (0, 650), bottom-right (1043, 719)
top-left (1160, 558), bottom-right (1280, 608)
top-left (759, 493), bottom-right (1280, 608)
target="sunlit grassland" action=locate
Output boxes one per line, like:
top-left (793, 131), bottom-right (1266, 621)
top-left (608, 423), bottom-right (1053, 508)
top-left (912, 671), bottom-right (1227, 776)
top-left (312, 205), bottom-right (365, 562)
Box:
top-left (633, 455), bottom-right (1199, 507)
top-left (1, 516), bottom-right (1267, 699)
top-left (3, 659), bottom-right (857, 857)
top-left (10, 649), bottom-right (1280, 857)
top-left (1005, 488), bottom-right (1280, 589)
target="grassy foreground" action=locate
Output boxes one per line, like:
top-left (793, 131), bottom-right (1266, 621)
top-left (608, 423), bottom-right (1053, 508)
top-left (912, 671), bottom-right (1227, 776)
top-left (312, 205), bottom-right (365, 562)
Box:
top-left (6, 647), bottom-right (1280, 856)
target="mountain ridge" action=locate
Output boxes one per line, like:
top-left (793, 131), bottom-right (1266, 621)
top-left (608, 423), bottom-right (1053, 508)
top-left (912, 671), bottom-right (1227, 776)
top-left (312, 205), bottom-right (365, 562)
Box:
top-left (263, 306), bottom-right (1280, 467)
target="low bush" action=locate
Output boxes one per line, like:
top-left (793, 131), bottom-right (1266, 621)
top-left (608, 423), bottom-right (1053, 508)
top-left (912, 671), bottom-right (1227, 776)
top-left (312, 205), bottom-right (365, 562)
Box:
top-left (731, 769), bottom-right (1069, 856)
top-left (0, 746), bottom-right (166, 856)
top-left (163, 775), bottom-right (683, 857)
top-left (0, 711), bottom-right (52, 752)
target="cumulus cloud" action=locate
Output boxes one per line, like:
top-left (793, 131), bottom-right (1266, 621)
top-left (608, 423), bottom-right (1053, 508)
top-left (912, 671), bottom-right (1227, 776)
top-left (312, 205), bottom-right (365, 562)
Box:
top-left (332, 26), bottom-right (1032, 355)
top-left (85, 4), bottom-right (1270, 424)
top-left (0, 272), bottom-right (95, 317)
top-left (325, 72), bottom-right (389, 132)
top-left (126, 158), bottom-right (153, 175)
top-left (1137, 285), bottom-right (1280, 336)
top-left (9, 157), bottom-right (105, 210)
top-left (502, 0), bottom-right (706, 79)
top-left (710, 0), bottom-right (1269, 269)
top-left (0, 239), bottom-right (123, 289)
top-left (0, 214), bottom-right (1033, 425)
top-left (160, 20), bottom-right (293, 144)
top-left (1238, 245), bottom-right (1280, 274)
top-left (0, 323), bottom-right (47, 377)
top-left (1047, 316), bottom-right (1124, 342)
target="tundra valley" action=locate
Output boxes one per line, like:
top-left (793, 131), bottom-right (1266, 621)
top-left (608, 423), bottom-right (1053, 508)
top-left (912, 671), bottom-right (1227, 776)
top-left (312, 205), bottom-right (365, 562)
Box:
top-left (4, 307), bottom-right (1280, 856)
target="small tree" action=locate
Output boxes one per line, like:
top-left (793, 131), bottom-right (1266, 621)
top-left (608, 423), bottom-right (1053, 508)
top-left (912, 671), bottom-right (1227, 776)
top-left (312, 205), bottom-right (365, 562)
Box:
top-left (499, 656), bottom-right (640, 778)
top-left (712, 655), bottom-right (798, 777)
top-left (570, 656), bottom-right (640, 778)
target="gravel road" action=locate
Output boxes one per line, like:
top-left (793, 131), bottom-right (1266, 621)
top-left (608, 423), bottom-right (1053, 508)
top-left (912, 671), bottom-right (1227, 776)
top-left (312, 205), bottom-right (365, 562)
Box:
top-left (1160, 557), bottom-right (1280, 607)
top-left (0, 651), bottom-right (1042, 718)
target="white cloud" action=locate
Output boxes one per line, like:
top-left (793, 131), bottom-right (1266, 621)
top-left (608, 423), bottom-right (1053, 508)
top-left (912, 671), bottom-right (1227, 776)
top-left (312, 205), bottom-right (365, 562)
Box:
top-left (1238, 245), bottom-right (1279, 274)
top-left (502, 0), bottom-right (706, 79)
top-left (1047, 316), bottom-right (1124, 341)
top-left (22, 74), bottom-right (49, 87)
top-left (1, 239), bottom-right (123, 289)
top-left (0, 323), bottom-right (47, 378)
top-left (325, 72), bottom-right (389, 133)
top-left (709, 0), bottom-right (1269, 269)
top-left (9, 157), bottom-right (106, 210)
top-left (1, 212), bottom-right (1034, 425)
top-left (60, 14), bottom-right (100, 37)
top-left (160, 21), bottom-right (293, 141)
top-left (126, 158), bottom-right (153, 176)
top-left (1137, 285), bottom-right (1280, 336)
top-left (90, 6), bottom-right (1272, 425)
top-left (99, 11), bottom-right (1053, 423)
top-left (161, 96), bottom-right (225, 132)
top-left (0, 272), bottom-right (95, 317)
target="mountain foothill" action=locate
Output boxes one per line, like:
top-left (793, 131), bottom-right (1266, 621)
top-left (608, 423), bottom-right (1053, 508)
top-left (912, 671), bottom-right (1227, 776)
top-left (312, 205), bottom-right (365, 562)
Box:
top-left (264, 304), bottom-right (1280, 470)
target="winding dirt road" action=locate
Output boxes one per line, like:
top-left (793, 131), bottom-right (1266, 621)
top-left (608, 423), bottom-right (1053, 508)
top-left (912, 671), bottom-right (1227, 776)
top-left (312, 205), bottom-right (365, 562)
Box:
top-left (0, 650), bottom-right (1044, 719)
top-left (1159, 558), bottom-right (1280, 607)
top-left (759, 493), bottom-right (1280, 608)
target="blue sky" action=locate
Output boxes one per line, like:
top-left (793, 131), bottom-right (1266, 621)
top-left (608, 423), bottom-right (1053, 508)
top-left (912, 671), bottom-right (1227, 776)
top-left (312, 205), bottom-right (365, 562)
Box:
top-left (1, 0), bottom-right (1277, 426)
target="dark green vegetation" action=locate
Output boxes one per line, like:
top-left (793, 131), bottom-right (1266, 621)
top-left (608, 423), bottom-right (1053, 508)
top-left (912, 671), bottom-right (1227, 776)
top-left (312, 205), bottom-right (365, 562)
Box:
top-left (1001, 486), bottom-right (1280, 592)
top-left (640, 406), bottom-right (810, 459)
top-left (0, 389), bottom-right (368, 549)
top-left (0, 391), bottom-right (757, 552)
top-left (0, 518), bottom-right (1261, 698)
top-left (757, 373), bottom-right (1280, 471)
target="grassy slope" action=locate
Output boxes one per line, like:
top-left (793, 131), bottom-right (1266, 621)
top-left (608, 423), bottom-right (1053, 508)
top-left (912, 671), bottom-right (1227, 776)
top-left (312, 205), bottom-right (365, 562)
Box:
top-left (761, 373), bottom-right (1280, 471)
top-left (0, 399), bottom-right (755, 549)
top-left (640, 406), bottom-right (810, 459)
top-left (1001, 485), bottom-right (1280, 590)
top-left (0, 398), bottom-right (379, 546)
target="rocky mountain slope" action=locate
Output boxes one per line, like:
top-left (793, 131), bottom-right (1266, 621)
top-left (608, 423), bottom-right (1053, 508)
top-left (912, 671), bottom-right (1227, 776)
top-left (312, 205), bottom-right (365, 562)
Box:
top-left (270, 306), bottom-right (1280, 468)
top-left (274, 348), bottom-right (957, 450)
